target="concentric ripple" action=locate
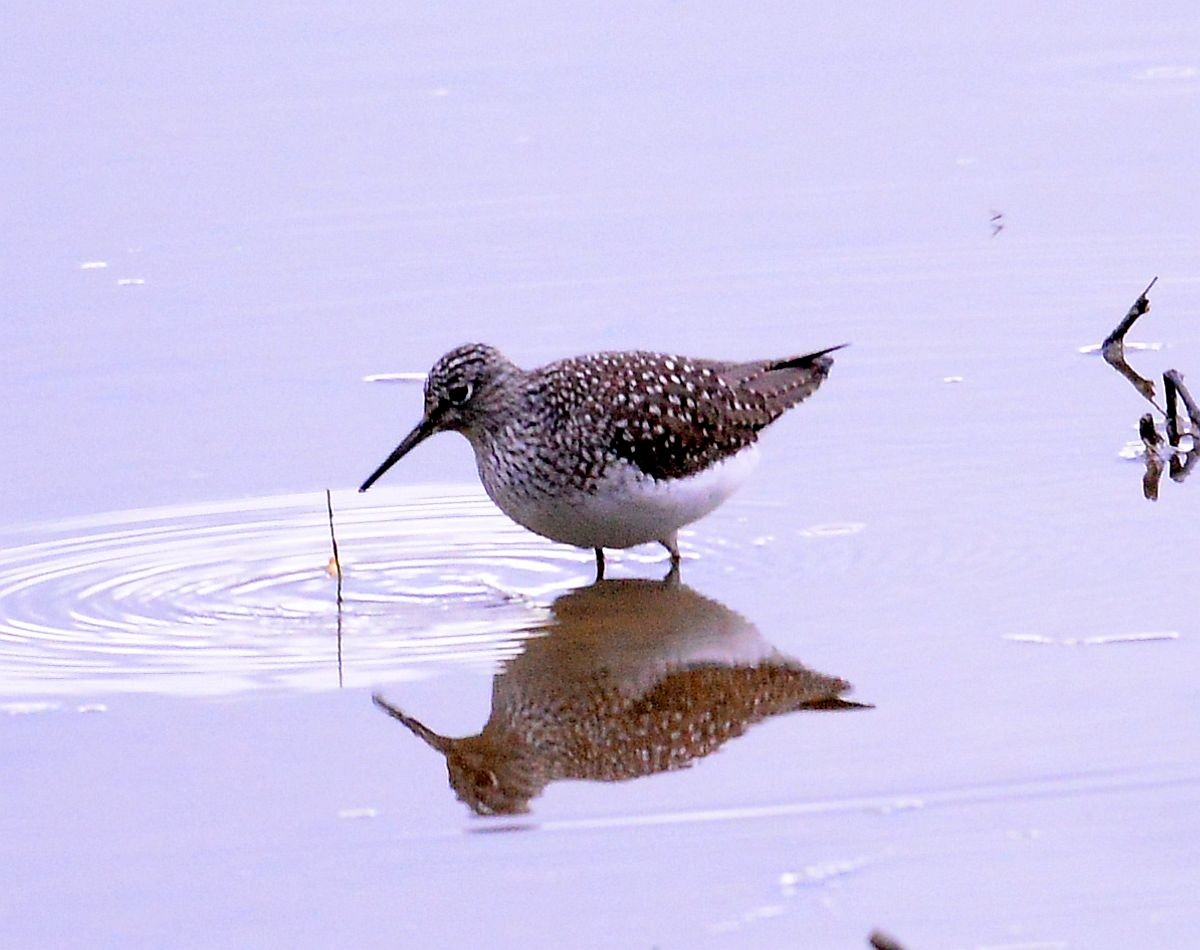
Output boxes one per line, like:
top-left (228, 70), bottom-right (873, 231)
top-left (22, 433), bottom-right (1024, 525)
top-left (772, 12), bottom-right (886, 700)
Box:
top-left (0, 487), bottom-right (622, 696)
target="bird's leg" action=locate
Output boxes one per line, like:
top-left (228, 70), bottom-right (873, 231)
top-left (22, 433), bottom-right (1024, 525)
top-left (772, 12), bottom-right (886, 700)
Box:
top-left (659, 534), bottom-right (681, 569)
top-left (594, 547), bottom-right (606, 580)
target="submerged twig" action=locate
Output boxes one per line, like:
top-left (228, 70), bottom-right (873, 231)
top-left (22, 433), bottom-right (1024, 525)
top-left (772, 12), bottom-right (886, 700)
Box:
top-left (1164, 372), bottom-right (1200, 485)
top-left (1102, 275), bottom-right (1158, 354)
top-left (1170, 445), bottom-right (1200, 484)
top-left (1103, 280), bottom-right (1198, 499)
top-left (1138, 413), bottom-right (1161, 448)
top-left (1162, 370), bottom-right (1200, 455)
top-left (868, 931), bottom-right (908, 950)
top-left (1164, 373), bottom-right (1182, 447)
top-left (1102, 276), bottom-right (1162, 409)
top-left (1165, 369), bottom-right (1200, 431)
top-left (1138, 413), bottom-right (1163, 500)
top-left (326, 489), bottom-right (344, 687)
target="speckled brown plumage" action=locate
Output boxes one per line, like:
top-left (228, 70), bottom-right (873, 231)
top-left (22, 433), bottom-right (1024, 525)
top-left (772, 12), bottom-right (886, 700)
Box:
top-left (369, 342), bottom-right (840, 486)
top-left (453, 344), bottom-right (841, 483)
top-left (373, 578), bottom-right (868, 816)
top-left (377, 662), bottom-right (861, 817)
top-left (536, 348), bottom-right (841, 480)
top-left (500, 662), bottom-right (859, 777)
top-left (359, 341), bottom-right (843, 562)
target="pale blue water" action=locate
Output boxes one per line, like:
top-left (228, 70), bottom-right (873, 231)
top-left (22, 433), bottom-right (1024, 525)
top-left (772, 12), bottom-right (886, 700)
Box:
top-left (3, 4), bottom-right (1199, 947)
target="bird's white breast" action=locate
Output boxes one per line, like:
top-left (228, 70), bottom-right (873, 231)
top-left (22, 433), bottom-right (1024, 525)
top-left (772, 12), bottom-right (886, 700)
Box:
top-left (479, 445), bottom-right (760, 550)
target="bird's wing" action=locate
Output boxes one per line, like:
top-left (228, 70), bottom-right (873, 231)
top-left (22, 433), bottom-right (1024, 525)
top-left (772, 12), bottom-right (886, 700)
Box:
top-left (556, 346), bottom-right (843, 481)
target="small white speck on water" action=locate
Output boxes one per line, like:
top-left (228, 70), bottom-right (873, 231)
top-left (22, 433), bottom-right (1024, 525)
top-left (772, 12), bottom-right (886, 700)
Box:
top-left (778, 857), bottom-right (871, 894)
top-left (3, 701), bottom-right (62, 715)
top-left (76, 703), bottom-right (108, 714)
top-left (876, 797), bottom-right (925, 815)
top-left (338, 807), bottom-right (379, 820)
top-left (79, 260), bottom-right (108, 270)
top-left (800, 522), bottom-right (865, 538)
top-left (116, 277), bottom-right (145, 286)
top-left (943, 375), bottom-right (965, 383)
top-left (1003, 631), bottom-right (1179, 646)
top-left (751, 535), bottom-right (773, 546)
top-left (1005, 828), bottom-right (1043, 841)
top-left (1136, 64), bottom-right (1199, 80)
top-left (1078, 341), bottom-right (1162, 355)
top-left (363, 372), bottom-right (427, 383)
top-left (708, 903), bottom-right (785, 934)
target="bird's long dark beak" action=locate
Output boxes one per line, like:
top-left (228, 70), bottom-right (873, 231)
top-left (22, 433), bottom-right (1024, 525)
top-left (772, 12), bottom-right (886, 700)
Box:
top-left (358, 416), bottom-right (437, 492)
top-left (372, 693), bottom-right (454, 753)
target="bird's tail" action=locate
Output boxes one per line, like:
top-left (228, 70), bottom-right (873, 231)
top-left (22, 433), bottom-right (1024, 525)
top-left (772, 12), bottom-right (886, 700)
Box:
top-left (765, 343), bottom-right (848, 374)
top-left (722, 343), bottom-right (847, 419)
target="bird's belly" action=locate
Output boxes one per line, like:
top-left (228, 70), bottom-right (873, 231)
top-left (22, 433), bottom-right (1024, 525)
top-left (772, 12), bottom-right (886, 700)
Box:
top-left (481, 446), bottom-right (760, 549)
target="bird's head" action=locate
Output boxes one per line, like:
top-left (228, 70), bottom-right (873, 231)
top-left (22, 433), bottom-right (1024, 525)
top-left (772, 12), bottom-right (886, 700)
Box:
top-left (359, 343), bottom-right (515, 492)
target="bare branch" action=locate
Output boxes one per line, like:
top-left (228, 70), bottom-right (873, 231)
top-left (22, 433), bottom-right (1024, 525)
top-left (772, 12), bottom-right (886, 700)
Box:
top-left (1164, 373), bottom-right (1182, 446)
top-left (1102, 277), bottom-right (1162, 409)
top-left (1165, 369), bottom-right (1200, 432)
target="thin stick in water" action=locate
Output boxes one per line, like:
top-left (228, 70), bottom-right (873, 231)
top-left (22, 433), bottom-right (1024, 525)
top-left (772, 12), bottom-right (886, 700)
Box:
top-left (325, 488), bottom-right (344, 602)
top-left (326, 489), bottom-right (344, 687)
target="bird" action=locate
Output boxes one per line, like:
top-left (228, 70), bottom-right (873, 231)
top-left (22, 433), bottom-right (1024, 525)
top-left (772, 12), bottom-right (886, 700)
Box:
top-left (359, 342), bottom-right (843, 575)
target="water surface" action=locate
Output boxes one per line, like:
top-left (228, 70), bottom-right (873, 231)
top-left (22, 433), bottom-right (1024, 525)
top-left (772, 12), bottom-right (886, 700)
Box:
top-left (3, 4), bottom-right (1199, 948)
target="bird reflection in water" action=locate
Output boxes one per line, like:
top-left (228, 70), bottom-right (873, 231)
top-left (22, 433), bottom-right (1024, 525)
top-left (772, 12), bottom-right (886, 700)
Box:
top-left (373, 578), bottom-right (868, 816)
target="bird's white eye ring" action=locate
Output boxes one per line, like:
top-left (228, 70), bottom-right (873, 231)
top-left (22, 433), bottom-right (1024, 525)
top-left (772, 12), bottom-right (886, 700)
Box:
top-left (447, 382), bottom-right (473, 405)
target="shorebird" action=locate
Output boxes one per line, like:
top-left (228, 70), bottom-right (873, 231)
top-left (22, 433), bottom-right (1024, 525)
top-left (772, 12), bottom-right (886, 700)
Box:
top-left (359, 343), bottom-right (843, 574)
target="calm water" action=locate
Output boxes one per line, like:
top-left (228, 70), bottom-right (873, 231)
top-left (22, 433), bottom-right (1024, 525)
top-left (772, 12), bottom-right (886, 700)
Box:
top-left (4, 4), bottom-right (1199, 948)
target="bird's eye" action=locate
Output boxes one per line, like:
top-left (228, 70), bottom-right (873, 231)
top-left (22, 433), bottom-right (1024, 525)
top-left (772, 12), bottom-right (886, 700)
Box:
top-left (446, 383), bottom-right (472, 406)
top-left (474, 769), bottom-right (499, 789)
